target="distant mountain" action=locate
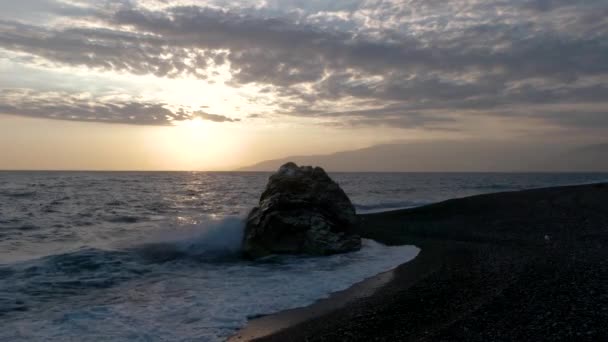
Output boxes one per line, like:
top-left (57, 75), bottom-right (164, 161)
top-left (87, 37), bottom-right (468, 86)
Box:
top-left (238, 141), bottom-right (608, 172)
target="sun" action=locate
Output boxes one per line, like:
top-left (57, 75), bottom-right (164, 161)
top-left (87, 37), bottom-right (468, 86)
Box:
top-left (144, 116), bottom-right (246, 170)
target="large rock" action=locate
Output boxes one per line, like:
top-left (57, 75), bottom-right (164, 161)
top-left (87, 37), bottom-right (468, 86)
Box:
top-left (243, 162), bottom-right (361, 258)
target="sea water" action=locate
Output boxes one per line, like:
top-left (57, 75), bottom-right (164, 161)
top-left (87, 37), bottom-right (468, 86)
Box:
top-left (1, 172), bottom-right (607, 341)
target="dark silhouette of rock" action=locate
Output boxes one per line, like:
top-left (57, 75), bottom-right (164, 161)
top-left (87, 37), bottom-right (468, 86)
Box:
top-left (243, 162), bottom-right (361, 258)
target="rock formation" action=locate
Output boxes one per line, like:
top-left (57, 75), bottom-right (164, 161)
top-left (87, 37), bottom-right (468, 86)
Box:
top-left (243, 162), bottom-right (361, 258)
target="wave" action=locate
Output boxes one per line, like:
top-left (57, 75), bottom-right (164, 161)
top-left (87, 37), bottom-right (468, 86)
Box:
top-left (1, 239), bottom-right (420, 341)
top-left (133, 216), bottom-right (245, 262)
top-left (0, 213), bottom-right (422, 341)
top-left (461, 184), bottom-right (520, 191)
top-left (0, 247), bottom-right (141, 315)
top-left (0, 217), bottom-right (247, 306)
top-left (3, 224), bottom-right (40, 231)
top-left (104, 215), bottom-right (141, 224)
top-left (5, 216), bottom-right (247, 267)
top-left (355, 200), bottom-right (430, 213)
top-left (1, 190), bottom-right (37, 198)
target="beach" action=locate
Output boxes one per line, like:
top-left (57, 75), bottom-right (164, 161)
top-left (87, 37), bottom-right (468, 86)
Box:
top-left (3, 173), bottom-right (607, 341)
top-left (234, 182), bottom-right (608, 341)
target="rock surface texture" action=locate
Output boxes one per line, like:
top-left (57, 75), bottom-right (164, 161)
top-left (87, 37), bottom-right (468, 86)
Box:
top-left (243, 162), bottom-right (361, 258)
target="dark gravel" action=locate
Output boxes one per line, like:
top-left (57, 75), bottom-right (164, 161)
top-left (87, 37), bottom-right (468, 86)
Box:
top-left (256, 183), bottom-right (608, 341)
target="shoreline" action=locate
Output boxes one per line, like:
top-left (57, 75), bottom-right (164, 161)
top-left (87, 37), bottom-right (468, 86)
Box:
top-left (228, 262), bottom-right (403, 341)
top-left (229, 246), bottom-right (431, 342)
top-left (232, 182), bottom-right (608, 341)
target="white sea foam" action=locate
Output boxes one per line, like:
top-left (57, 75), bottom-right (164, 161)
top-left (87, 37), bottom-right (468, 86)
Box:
top-left (1, 217), bottom-right (419, 342)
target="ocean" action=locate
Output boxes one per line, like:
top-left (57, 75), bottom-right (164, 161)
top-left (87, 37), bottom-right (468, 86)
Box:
top-left (1, 171), bottom-right (607, 341)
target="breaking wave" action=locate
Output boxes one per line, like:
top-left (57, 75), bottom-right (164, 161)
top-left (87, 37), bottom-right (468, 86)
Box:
top-left (0, 216), bottom-right (419, 341)
top-left (355, 200), bottom-right (429, 213)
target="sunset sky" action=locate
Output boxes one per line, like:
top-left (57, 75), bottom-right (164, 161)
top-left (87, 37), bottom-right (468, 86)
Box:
top-left (1, 0), bottom-right (607, 170)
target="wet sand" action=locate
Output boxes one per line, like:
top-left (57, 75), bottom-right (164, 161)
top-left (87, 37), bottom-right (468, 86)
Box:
top-left (232, 182), bottom-right (608, 341)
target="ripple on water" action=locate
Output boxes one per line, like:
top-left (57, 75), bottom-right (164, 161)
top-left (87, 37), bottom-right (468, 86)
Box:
top-left (2, 191), bottom-right (37, 198)
top-left (105, 216), bottom-right (141, 224)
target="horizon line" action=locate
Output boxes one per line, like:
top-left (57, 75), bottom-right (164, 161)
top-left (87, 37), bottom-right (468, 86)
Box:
top-left (2, 169), bottom-right (608, 174)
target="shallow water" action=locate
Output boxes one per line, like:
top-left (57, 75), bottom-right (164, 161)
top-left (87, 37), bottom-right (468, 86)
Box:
top-left (1, 171), bottom-right (607, 341)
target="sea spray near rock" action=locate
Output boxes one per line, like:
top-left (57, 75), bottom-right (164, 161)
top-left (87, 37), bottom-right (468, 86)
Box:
top-left (243, 162), bottom-right (361, 258)
top-left (134, 216), bottom-right (245, 262)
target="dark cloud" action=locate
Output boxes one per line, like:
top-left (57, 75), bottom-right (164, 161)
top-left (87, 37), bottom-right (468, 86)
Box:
top-left (195, 111), bottom-right (241, 123)
top-left (0, 89), bottom-right (239, 125)
top-left (0, 0), bottom-right (606, 130)
top-left (519, 0), bottom-right (606, 12)
top-left (0, 20), bottom-right (216, 78)
top-left (2, 3), bottom-right (604, 82)
top-left (107, 5), bottom-right (608, 83)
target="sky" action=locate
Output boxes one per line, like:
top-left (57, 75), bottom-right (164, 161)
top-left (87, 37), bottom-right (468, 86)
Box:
top-left (0, 0), bottom-right (607, 170)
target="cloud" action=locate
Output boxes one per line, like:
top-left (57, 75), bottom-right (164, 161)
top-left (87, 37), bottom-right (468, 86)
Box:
top-left (195, 111), bottom-right (240, 123)
top-left (0, 0), bottom-right (606, 131)
top-left (3, 3), bottom-right (604, 82)
top-left (0, 19), bottom-right (214, 79)
top-left (106, 4), bottom-right (608, 83)
top-left (0, 89), bottom-right (239, 125)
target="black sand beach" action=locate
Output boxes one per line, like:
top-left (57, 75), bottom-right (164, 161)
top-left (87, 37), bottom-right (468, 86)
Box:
top-left (232, 183), bottom-right (608, 341)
